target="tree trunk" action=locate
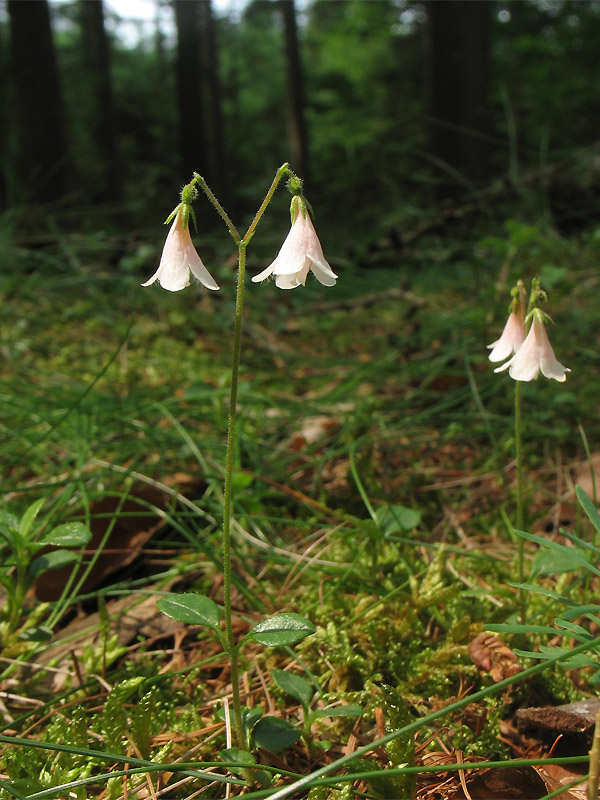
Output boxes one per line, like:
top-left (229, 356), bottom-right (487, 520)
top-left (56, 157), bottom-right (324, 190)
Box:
top-left (79, 0), bottom-right (121, 201)
top-left (173, 0), bottom-right (207, 185)
top-left (0, 17), bottom-right (9, 209)
top-left (7, 0), bottom-right (70, 202)
top-left (199, 0), bottom-right (227, 199)
top-left (427, 0), bottom-right (490, 198)
top-left (280, 0), bottom-right (309, 185)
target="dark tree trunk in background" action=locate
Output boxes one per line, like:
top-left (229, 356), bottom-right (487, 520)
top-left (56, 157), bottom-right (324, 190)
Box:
top-left (80, 0), bottom-right (121, 201)
top-left (280, 0), bottom-right (309, 185)
top-left (0, 18), bottom-right (8, 210)
top-left (427, 0), bottom-right (490, 198)
top-left (173, 0), bottom-right (207, 185)
top-left (7, 0), bottom-right (69, 203)
top-left (199, 0), bottom-right (227, 199)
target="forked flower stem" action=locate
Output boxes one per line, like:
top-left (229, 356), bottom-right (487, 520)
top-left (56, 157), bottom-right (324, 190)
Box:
top-left (216, 165), bottom-right (294, 748)
top-left (245, 163), bottom-right (293, 244)
top-left (222, 238), bottom-right (248, 748)
top-left (193, 172), bottom-right (241, 244)
top-left (514, 379), bottom-right (526, 625)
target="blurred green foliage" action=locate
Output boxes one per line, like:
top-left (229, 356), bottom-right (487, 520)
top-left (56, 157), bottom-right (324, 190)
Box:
top-left (3, 0), bottom-right (600, 243)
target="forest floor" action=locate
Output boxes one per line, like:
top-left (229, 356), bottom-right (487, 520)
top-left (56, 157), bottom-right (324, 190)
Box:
top-left (1, 212), bottom-right (600, 799)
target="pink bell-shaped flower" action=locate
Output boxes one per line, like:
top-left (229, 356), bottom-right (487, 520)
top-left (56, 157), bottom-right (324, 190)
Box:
top-left (488, 310), bottom-right (526, 362)
top-left (494, 310), bottom-right (569, 382)
top-left (142, 209), bottom-right (219, 292)
top-left (252, 198), bottom-right (337, 290)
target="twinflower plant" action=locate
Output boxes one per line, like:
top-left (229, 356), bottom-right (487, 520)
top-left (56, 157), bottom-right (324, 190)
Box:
top-left (489, 277), bottom-right (569, 623)
top-left (143, 165), bottom-right (335, 756)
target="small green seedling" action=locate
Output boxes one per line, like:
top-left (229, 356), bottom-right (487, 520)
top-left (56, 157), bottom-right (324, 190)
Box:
top-left (0, 498), bottom-right (92, 650)
top-left (158, 592), bottom-right (318, 768)
top-left (271, 668), bottom-right (363, 750)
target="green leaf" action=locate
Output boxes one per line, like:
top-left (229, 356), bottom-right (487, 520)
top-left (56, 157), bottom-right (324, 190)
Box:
top-left (4, 779), bottom-right (44, 797)
top-left (376, 505), bottom-right (421, 535)
top-left (243, 707), bottom-right (264, 736)
top-left (248, 613), bottom-right (316, 647)
top-left (312, 704), bottom-right (363, 719)
top-left (531, 547), bottom-right (590, 577)
top-left (215, 706), bottom-right (263, 731)
top-left (562, 604), bottom-right (600, 620)
top-left (487, 623), bottom-right (558, 636)
top-left (157, 594), bottom-right (220, 630)
top-left (219, 749), bottom-right (271, 788)
top-left (19, 499), bottom-right (45, 539)
top-left (513, 649), bottom-right (548, 660)
top-left (576, 485), bottom-right (600, 537)
top-left (0, 523), bottom-right (19, 550)
top-left (253, 716), bottom-right (300, 752)
top-left (28, 550), bottom-right (79, 580)
top-left (515, 529), bottom-right (600, 577)
top-left (554, 618), bottom-right (593, 638)
top-left (18, 625), bottom-right (53, 642)
top-left (232, 472), bottom-right (254, 490)
top-left (271, 669), bottom-right (314, 708)
top-left (0, 510), bottom-right (19, 539)
top-left (41, 522), bottom-right (92, 548)
top-left (220, 748), bottom-right (256, 770)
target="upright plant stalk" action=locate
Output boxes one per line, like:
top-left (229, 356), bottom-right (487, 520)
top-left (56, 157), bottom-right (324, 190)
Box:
top-left (201, 164), bottom-right (295, 748)
top-left (514, 379), bottom-right (526, 625)
top-left (588, 704), bottom-right (600, 800)
top-left (221, 238), bottom-right (248, 747)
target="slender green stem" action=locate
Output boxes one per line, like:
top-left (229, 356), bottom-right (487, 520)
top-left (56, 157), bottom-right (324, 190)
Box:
top-left (514, 379), bottom-right (526, 624)
top-left (579, 420), bottom-right (598, 510)
top-left (204, 166), bottom-right (293, 747)
top-left (193, 173), bottom-right (241, 244)
top-left (244, 163), bottom-right (293, 244)
top-left (588, 705), bottom-right (600, 799)
top-left (222, 240), bottom-right (248, 747)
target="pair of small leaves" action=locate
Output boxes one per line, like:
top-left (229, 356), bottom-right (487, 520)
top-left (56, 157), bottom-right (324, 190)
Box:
top-left (22, 522), bottom-right (91, 584)
top-left (271, 668), bottom-right (363, 722)
top-left (157, 593), bottom-right (316, 647)
top-left (0, 497), bottom-right (91, 554)
top-left (216, 707), bottom-right (300, 754)
top-left (0, 499), bottom-right (92, 601)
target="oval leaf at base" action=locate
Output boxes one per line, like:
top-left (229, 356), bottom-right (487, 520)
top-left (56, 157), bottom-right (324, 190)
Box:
top-left (253, 716), bottom-right (300, 752)
top-left (271, 668), bottom-right (314, 708)
top-left (157, 593), bottom-right (220, 630)
top-left (248, 613), bottom-right (316, 647)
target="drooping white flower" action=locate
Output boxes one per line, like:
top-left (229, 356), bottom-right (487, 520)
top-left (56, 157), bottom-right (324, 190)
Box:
top-left (494, 310), bottom-right (569, 382)
top-left (252, 199), bottom-right (337, 290)
top-left (488, 310), bottom-right (526, 362)
top-left (142, 209), bottom-right (219, 292)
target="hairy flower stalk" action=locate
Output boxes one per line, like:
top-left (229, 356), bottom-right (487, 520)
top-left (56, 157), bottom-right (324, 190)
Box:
top-left (252, 195), bottom-right (337, 289)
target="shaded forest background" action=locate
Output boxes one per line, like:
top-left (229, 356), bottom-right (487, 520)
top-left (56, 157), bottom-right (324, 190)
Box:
top-left (3, 0), bottom-right (600, 252)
